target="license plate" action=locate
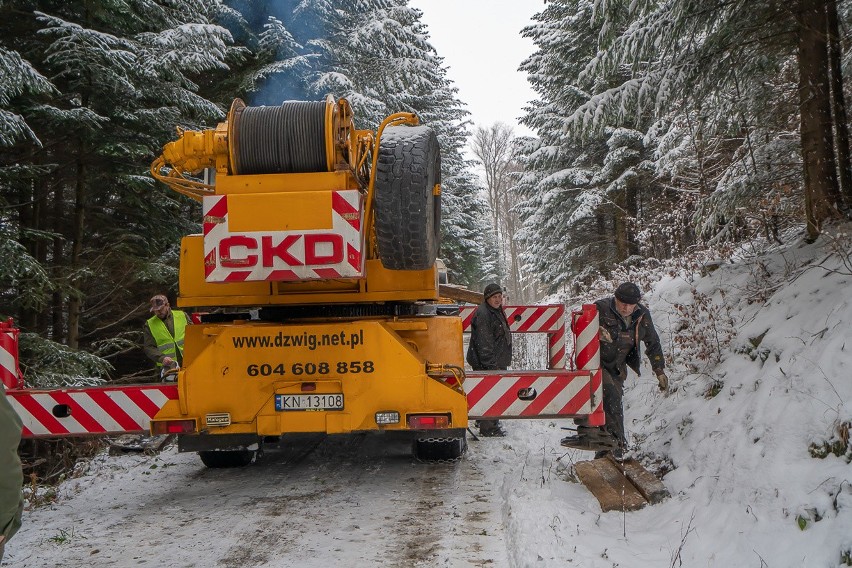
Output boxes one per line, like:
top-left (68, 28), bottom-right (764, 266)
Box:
top-left (275, 394), bottom-right (344, 411)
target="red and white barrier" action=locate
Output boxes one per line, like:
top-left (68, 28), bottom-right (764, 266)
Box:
top-left (572, 305), bottom-right (604, 426)
top-left (0, 318), bottom-right (24, 390)
top-left (460, 304), bottom-right (566, 369)
top-left (465, 371), bottom-right (595, 419)
top-left (7, 385), bottom-right (179, 438)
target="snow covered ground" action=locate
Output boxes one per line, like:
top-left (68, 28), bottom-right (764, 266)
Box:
top-left (5, 230), bottom-right (852, 567)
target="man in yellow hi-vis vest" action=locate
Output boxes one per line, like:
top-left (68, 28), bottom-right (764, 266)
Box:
top-left (143, 294), bottom-right (190, 376)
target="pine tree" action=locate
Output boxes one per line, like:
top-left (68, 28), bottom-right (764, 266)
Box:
top-left (214, 1), bottom-right (490, 284)
top-left (0, 0), bottom-right (240, 384)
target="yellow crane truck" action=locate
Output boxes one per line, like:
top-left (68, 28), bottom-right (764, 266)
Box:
top-left (148, 97), bottom-right (472, 466)
top-left (139, 96), bottom-right (604, 468)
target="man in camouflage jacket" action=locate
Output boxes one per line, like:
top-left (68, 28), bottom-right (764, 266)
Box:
top-left (593, 282), bottom-right (668, 458)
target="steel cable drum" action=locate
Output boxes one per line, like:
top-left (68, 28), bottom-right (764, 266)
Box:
top-left (232, 101), bottom-right (328, 174)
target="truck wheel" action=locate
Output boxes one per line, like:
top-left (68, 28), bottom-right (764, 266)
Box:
top-left (413, 429), bottom-right (467, 462)
top-left (374, 125), bottom-right (441, 270)
top-left (198, 449), bottom-right (254, 468)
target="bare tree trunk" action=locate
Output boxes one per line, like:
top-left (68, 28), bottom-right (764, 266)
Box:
top-left (67, 159), bottom-right (85, 349)
top-left (33, 178), bottom-right (50, 335)
top-left (596, 212), bottom-right (612, 277)
top-left (52, 183), bottom-right (65, 341)
top-left (625, 182), bottom-right (639, 257)
top-left (17, 162), bottom-right (37, 330)
top-left (499, 182), bottom-right (526, 302)
top-left (826, 0), bottom-right (852, 210)
top-left (471, 123), bottom-right (516, 285)
top-left (797, 0), bottom-right (842, 240)
top-left (613, 189), bottom-right (632, 262)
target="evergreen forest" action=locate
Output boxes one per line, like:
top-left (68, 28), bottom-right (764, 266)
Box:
top-left (1, 0), bottom-right (851, 386)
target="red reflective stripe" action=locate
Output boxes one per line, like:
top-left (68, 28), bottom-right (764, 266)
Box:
top-left (267, 269), bottom-right (299, 281)
top-left (50, 391), bottom-right (106, 434)
top-left (518, 376), bottom-right (571, 416)
top-left (204, 249), bottom-right (216, 277)
top-left (538, 308), bottom-right (564, 333)
top-left (313, 268), bottom-right (341, 279)
top-left (461, 309), bottom-right (475, 330)
top-left (223, 271), bottom-right (251, 282)
top-left (557, 384), bottom-right (592, 415)
top-left (482, 375), bottom-right (537, 416)
top-left (15, 394), bottom-right (70, 435)
top-left (87, 390), bottom-right (143, 431)
top-left (464, 375), bottom-right (501, 406)
top-left (203, 196), bottom-right (227, 236)
top-left (575, 341), bottom-right (598, 369)
top-left (125, 388), bottom-right (165, 418)
top-left (515, 308), bottom-right (545, 332)
top-left (347, 243), bottom-right (361, 271)
top-left (549, 345), bottom-right (566, 369)
top-left (332, 191), bottom-right (360, 230)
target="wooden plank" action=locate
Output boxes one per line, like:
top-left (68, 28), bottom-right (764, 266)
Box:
top-left (610, 457), bottom-right (670, 504)
top-left (575, 458), bottom-right (647, 512)
top-left (439, 284), bottom-right (483, 305)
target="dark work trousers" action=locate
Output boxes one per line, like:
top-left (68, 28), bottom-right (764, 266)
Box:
top-left (602, 368), bottom-right (626, 448)
top-left (475, 366), bottom-right (506, 432)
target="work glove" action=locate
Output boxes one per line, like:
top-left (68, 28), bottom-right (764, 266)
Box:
top-left (656, 371), bottom-right (669, 392)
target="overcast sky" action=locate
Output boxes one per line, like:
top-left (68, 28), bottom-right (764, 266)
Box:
top-left (409, 0), bottom-right (545, 138)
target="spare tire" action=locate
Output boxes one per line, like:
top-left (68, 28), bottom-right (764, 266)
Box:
top-left (374, 125), bottom-right (441, 270)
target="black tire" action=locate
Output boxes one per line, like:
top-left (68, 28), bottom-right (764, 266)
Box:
top-left (374, 125), bottom-right (441, 270)
top-left (198, 449), bottom-right (254, 468)
top-left (413, 430), bottom-right (467, 461)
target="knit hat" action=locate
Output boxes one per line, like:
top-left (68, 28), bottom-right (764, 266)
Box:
top-left (483, 283), bottom-right (503, 300)
top-left (614, 282), bottom-right (641, 304)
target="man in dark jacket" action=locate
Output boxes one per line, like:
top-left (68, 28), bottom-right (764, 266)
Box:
top-left (466, 283), bottom-right (512, 437)
top-left (585, 282), bottom-right (668, 459)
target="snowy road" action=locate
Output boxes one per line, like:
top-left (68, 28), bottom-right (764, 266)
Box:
top-left (9, 432), bottom-right (523, 568)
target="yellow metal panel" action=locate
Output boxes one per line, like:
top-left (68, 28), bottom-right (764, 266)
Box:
top-left (393, 316), bottom-right (464, 368)
top-left (153, 319), bottom-right (468, 435)
top-left (364, 260), bottom-right (438, 297)
top-left (216, 171), bottom-right (358, 194)
top-left (226, 192), bottom-right (332, 232)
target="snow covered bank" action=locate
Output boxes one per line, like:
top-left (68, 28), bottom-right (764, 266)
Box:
top-left (490, 229), bottom-right (852, 567)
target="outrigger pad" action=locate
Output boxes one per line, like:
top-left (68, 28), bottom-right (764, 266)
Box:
top-left (560, 432), bottom-right (620, 452)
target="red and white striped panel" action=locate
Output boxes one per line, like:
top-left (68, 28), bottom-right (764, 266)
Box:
top-left (460, 304), bottom-right (566, 369)
top-left (0, 318), bottom-right (24, 390)
top-left (571, 304), bottom-right (605, 426)
top-left (202, 190), bottom-right (364, 282)
top-left (465, 371), bottom-right (594, 419)
top-left (7, 385), bottom-right (179, 438)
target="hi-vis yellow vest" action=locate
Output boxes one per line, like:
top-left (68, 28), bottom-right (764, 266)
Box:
top-left (146, 311), bottom-right (188, 367)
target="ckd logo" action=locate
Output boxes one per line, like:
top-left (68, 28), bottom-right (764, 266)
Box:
top-left (218, 234), bottom-right (344, 268)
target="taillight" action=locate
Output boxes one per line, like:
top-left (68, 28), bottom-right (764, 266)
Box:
top-left (407, 414), bottom-right (450, 429)
top-left (151, 419), bottom-right (196, 435)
